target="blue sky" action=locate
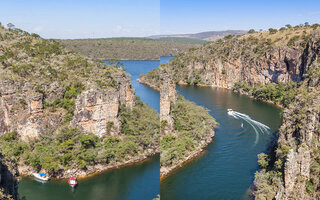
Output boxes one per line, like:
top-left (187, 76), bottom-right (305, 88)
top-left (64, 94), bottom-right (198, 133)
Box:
top-left (161, 0), bottom-right (320, 34)
top-left (0, 0), bottom-right (160, 39)
top-left (1, 0), bottom-right (319, 38)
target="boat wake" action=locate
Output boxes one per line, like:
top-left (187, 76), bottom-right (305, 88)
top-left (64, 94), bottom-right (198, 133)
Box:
top-left (228, 110), bottom-right (271, 146)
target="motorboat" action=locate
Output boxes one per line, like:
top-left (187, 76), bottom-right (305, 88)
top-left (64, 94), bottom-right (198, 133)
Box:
top-left (227, 108), bottom-right (234, 115)
top-left (68, 176), bottom-right (78, 188)
top-left (33, 173), bottom-right (49, 181)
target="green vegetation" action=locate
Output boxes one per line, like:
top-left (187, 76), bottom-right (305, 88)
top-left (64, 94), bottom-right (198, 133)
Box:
top-left (158, 37), bottom-right (207, 44)
top-left (0, 98), bottom-right (159, 174)
top-left (59, 37), bottom-right (201, 60)
top-left (232, 81), bottom-right (298, 107)
top-left (0, 24), bottom-right (159, 177)
top-left (253, 62), bottom-right (320, 199)
top-left (140, 23), bottom-right (320, 87)
top-left (160, 95), bottom-right (216, 167)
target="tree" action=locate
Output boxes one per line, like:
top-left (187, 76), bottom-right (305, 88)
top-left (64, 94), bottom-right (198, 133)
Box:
top-left (268, 28), bottom-right (277, 34)
top-left (224, 35), bottom-right (233, 40)
top-left (285, 24), bottom-right (292, 28)
top-left (258, 153), bottom-right (269, 169)
top-left (7, 23), bottom-right (15, 30)
top-left (304, 22), bottom-right (309, 26)
top-left (248, 29), bottom-right (256, 33)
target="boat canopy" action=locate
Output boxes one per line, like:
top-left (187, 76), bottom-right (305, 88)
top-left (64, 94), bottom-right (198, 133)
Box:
top-left (40, 173), bottom-right (47, 176)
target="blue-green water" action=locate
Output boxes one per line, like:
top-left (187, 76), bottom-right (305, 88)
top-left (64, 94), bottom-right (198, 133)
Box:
top-left (160, 57), bottom-right (282, 200)
top-left (18, 60), bottom-right (160, 200)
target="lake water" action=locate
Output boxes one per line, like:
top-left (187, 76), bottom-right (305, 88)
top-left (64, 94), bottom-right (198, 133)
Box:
top-left (160, 57), bottom-right (282, 200)
top-left (18, 60), bottom-right (161, 200)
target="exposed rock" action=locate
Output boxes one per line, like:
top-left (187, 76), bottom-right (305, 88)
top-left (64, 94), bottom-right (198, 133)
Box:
top-left (0, 159), bottom-right (19, 200)
top-left (72, 89), bottom-right (121, 137)
top-left (160, 70), bottom-right (176, 135)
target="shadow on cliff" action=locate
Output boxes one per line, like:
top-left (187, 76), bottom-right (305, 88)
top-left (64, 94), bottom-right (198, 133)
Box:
top-left (0, 157), bottom-right (19, 200)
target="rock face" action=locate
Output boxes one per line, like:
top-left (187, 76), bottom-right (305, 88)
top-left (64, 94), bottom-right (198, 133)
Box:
top-left (0, 81), bottom-right (66, 141)
top-left (160, 28), bottom-right (320, 89)
top-left (72, 74), bottom-right (135, 137)
top-left (274, 93), bottom-right (320, 199)
top-left (0, 76), bottom-right (135, 139)
top-left (252, 65), bottom-right (320, 199)
top-left (0, 25), bottom-right (136, 140)
top-left (0, 159), bottom-right (19, 200)
top-left (160, 70), bottom-right (176, 135)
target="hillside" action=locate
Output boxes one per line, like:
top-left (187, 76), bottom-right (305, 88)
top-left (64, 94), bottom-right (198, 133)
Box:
top-left (0, 25), bottom-right (159, 178)
top-left (141, 24), bottom-right (320, 89)
top-left (150, 30), bottom-right (247, 41)
top-left (158, 37), bottom-right (207, 44)
top-left (141, 23), bottom-right (320, 198)
top-left (59, 38), bottom-right (202, 60)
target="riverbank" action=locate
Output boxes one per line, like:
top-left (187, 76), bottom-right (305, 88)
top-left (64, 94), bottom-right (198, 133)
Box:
top-left (136, 78), bottom-right (160, 91)
top-left (160, 130), bottom-right (214, 179)
top-left (176, 81), bottom-right (284, 109)
top-left (138, 77), bottom-right (216, 179)
top-left (18, 151), bottom-right (160, 180)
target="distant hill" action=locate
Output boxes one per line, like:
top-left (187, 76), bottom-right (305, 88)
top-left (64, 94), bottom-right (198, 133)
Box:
top-left (158, 37), bottom-right (207, 44)
top-left (60, 37), bottom-right (202, 60)
top-left (150, 30), bottom-right (247, 41)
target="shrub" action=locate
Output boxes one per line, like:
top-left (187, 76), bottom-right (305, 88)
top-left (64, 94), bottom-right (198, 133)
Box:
top-left (306, 181), bottom-right (314, 194)
top-left (268, 28), bottom-right (277, 34)
top-left (258, 153), bottom-right (269, 169)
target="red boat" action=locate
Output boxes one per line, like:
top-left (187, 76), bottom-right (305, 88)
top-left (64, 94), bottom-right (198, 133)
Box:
top-left (68, 176), bottom-right (78, 188)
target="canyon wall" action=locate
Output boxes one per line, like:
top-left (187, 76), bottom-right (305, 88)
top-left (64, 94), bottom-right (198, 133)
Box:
top-left (156, 27), bottom-right (320, 89)
top-left (0, 159), bottom-right (19, 200)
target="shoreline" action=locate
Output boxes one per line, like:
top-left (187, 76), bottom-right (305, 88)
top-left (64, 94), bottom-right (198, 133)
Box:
top-left (175, 81), bottom-right (283, 109)
top-left (139, 78), bottom-right (282, 180)
top-left (160, 130), bottom-right (214, 181)
top-left (136, 78), bottom-right (160, 91)
top-left (18, 152), bottom-right (159, 180)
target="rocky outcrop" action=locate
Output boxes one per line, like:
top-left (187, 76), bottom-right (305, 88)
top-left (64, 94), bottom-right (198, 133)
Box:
top-left (0, 81), bottom-right (66, 141)
top-left (160, 70), bottom-right (176, 135)
top-left (151, 27), bottom-right (320, 90)
top-left (160, 69), bottom-right (216, 177)
top-left (0, 159), bottom-right (19, 200)
top-left (0, 24), bottom-right (136, 140)
top-left (253, 63), bottom-right (320, 199)
top-left (72, 89), bottom-right (121, 137)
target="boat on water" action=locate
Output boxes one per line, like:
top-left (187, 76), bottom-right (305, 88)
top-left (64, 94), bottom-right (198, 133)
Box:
top-left (227, 108), bottom-right (234, 115)
top-left (68, 176), bottom-right (78, 188)
top-left (32, 173), bottom-right (49, 181)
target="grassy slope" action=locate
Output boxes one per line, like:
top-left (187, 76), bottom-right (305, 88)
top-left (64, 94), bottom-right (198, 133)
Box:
top-left (60, 37), bottom-right (202, 60)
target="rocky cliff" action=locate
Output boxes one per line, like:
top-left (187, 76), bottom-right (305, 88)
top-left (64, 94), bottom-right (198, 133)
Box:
top-left (160, 69), bottom-right (176, 136)
top-left (142, 25), bottom-right (320, 90)
top-left (0, 24), bottom-right (135, 140)
top-left (160, 69), bottom-right (216, 177)
top-left (0, 25), bottom-right (159, 178)
top-left (0, 158), bottom-right (18, 200)
top-left (253, 62), bottom-right (320, 199)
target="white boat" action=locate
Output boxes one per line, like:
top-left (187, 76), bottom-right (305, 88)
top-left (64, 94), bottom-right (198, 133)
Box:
top-left (32, 173), bottom-right (50, 181)
top-left (227, 108), bottom-right (234, 115)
